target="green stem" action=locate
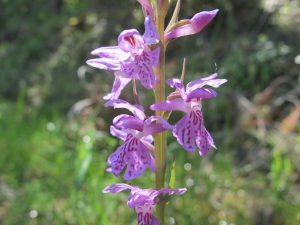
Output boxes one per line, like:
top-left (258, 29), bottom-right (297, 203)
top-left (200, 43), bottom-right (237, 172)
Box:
top-left (154, 4), bottom-right (166, 225)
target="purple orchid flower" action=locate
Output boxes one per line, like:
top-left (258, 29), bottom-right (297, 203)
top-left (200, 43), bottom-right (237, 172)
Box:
top-left (150, 73), bottom-right (227, 156)
top-left (165, 9), bottom-right (218, 39)
top-left (103, 183), bottom-right (187, 225)
top-left (105, 99), bottom-right (174, 180)
top-left (87, 15), bottom-right (160, 96)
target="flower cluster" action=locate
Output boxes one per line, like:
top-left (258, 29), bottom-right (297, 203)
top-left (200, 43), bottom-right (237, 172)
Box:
top-left (87, 15), bottom-right (160, 99)
top-left (86, 1), bottom-right (226, 225)
top-left (151, 74), bottom-right (227, 156)
top-left (105, 99), bottom-right (174, 180)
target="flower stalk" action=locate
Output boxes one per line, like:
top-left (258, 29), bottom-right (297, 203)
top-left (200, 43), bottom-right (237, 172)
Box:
top-left (153, 5), bottom-right (167, 224)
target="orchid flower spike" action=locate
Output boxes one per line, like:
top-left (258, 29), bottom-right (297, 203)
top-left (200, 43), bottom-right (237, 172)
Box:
top-left (151, 73), bottom-right (227, 156)
top-left (103, 183), bottom-right (187, 225)
top-left (86, 15), bottom-right (160, 96)
top-left (105, 99), bottom-right (174, 180)
top-left (165, 9), bottom-right (219, 39)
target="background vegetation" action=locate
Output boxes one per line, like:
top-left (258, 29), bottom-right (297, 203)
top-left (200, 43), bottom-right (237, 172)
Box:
top-left (0, 0), bottom-right (299, 224)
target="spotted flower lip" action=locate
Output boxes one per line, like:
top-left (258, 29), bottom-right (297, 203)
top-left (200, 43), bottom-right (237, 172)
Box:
top-left (150, 73), bottom-right (227, 156)
top-left (86, 15), bottom-right (160, 92)
top-left (165, 9), bottom-right (219, 39)
top-left (103, 183), bottom-right (187, 225)
top-left (105, 100), bottom-right (174, 180)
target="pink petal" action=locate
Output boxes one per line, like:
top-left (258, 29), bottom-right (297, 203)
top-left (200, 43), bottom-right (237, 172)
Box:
top-left (110, 125), bottom-right (127, 141)
top-left (143, 15), bottom-right (160, 44)
top-left (113, 114), bottom-right (144, 131)
top-left (128, 187), bottom-right (186, 208)
top-left (143, 123), bottom-right (166, 136)
top-left (104, 99), bottom-right (145, 120)
top-left (102, 183), bottom-right (133, 194)
top-left (141, 134), bottom-right (154, 144)
top-left (144, 116), bottom-right (175, 130)
top-left (91, 46), bottom-right (130, 61)
top-left (150, 99), bottom-right (187, 113)
top-left (199, 73), bottom-right (218, 81)
top-left (137, 0), bottom-right (155, 19)
top-left (165, 9), bottom-right (219, 38)
top-left (166, 78), bottom-right (187, 98)
top-left (103, 74), bottom-right (131, 100)
top-left (86, 58), bottom-right (121, 70)
top-left (186, 73), bottom-right (227, 92)
top-left (186, 73), bottom-right (218, 92)
top-left (186, 88), bottom-right (217, 102)
top-left (152, 216), bottom-right (161, 225)
top-left (115, 70), bottom-right (138, 79)
top-left (152, 188), bottom-right (187, 199)
top-left (148, 47), bottom-right (160, 67)
top-left (129, 191), bottom-right (156, 208)
top-left (149, 153), bottom-right (156, 172)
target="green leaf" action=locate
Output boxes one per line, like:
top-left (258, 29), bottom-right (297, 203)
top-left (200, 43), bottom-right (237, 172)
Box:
top-left (166, 0), bottom-right (181, 32)
top-left (169, 155), bottom-right (176, 189)
top-left (76, 151), bottom-right (93, 189)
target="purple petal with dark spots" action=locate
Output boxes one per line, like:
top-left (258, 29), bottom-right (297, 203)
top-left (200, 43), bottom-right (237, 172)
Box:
top-left (173, 114), bottom-right (196, 151)
top-left (173, 109), bottom-right (215, 155)
top-left (195, 121), bottom-right (216, 156)
top-left (121, 51), bottom-right (157, 89)
top-left (108, 134), bottom-right (153, 180)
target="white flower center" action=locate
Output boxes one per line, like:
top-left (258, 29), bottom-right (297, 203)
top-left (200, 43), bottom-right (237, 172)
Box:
top-left (185, 99), bottom-right (202, 112)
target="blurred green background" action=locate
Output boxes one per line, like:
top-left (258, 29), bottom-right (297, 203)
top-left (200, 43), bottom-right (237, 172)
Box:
top-left (0, 0), bottom-right (300, 224)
